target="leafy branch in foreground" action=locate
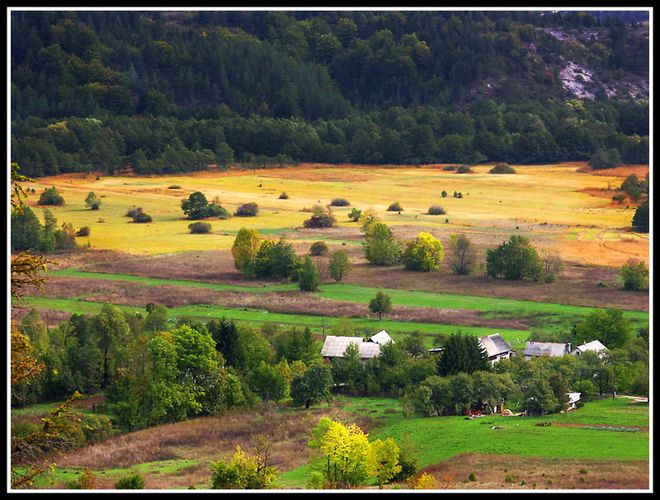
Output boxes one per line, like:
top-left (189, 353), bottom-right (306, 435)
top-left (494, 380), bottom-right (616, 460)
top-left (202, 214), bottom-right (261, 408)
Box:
top-left (11, 391), bottom-right (83, 489)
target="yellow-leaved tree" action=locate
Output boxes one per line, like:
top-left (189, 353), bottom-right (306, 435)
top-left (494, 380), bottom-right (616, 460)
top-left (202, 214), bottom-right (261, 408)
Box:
top-left (366, 437), bottom-right (402, 489)
top-left (309, 417), bottom-right (402, 489)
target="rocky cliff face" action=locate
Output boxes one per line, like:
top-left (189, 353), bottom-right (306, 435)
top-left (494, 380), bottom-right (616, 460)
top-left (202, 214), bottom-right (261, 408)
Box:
top-left (542, 26), bottom-right (649, 101)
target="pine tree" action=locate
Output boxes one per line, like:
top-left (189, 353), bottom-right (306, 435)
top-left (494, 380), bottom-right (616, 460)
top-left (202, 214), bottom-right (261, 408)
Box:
top-left (437, 332), bottom-right (489, 376)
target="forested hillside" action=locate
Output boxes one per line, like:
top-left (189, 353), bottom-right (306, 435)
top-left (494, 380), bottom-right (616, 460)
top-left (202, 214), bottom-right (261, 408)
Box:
top-left (11, 10), bottom-right (649, 177)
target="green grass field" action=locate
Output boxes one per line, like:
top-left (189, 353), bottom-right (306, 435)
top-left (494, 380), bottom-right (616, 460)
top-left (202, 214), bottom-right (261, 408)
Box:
top-left (278, 397), bottom-right (649, 488)
top-left (11, 394), bottom-right (648, 490)
top-left (41, 268), bottom-right (650, 337)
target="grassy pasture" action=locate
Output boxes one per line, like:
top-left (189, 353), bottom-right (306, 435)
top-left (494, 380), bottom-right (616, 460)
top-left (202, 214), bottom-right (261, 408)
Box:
top-left (22, 163), bottom-right (649, 266)
top-left (12, 395), bottom-right (648, 490)
top-left (278, 397), bottom-right (649, 488)
top-left (44, 268), bottom-right (650, 335)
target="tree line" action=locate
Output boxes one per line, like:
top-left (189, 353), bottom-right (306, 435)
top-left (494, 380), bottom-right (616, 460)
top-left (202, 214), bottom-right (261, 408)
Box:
top-left (10, 10), bottom-right (649, 177)
top-left (11, 101), bottom-right (649, 178)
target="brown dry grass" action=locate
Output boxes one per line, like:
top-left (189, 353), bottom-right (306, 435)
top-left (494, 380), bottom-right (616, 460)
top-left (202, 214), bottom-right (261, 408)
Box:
top-left (53, 401), bottom-right (373, 489)
top-left (11, 306), bottom-right (72, 326)
top-left (420, 453), bottom-right (649, 490)
top-left (345, 262), bottom-right (648, 312)
top-left (44, 248), bottom-right (648, 312)
top-left (35, 276), bottom-right (532, 330)
top-left (585, 165), bottom-right (649, 177)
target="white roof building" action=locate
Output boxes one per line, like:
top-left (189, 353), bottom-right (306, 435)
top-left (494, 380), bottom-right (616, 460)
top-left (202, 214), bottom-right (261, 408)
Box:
top-left (369, 330), bottom-right (394, 345)
top-left (566, 392), bottom-right (581, 411)
top-left (479, 334), bottom-right (515, 364)
top-left (524, 341), bottom-right (572, 358)
top-left (572, 340), bottom-right (609, 358)
top-left (321, 336), bottom-right (381, 360)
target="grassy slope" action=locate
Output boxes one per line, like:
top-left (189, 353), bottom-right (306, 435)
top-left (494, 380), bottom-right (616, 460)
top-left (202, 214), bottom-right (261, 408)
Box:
top-left (44, 268), bottom-right (650, 335)
top-left (12, 396), bottom-right (648, 490)
top-left (278, 397), bottom-right (649, 488)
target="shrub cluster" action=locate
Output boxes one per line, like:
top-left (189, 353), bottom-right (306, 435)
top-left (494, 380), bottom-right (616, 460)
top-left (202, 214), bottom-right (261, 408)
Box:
top-left (37, 186), bottom-right (65, 206)
top-left (244, 238), bottom-right (298, 280)
top-left (75, 226), bottom-right (90, 237)
top-left (632, 202), bottom-right (649, 232)
top-left (85, 192), bottom-right (101, 210)
top-left (348, 207), bottom-right (362, 222)
top-left (489, 163), bottom-right (516, 174)
top-left (188, 221), bottom-right (212, 234)
top-left (11, 207), bottom-right (78, 253)
top-left (115, 475), bottom-right (145, 489)
top-left (303, 205), bottom-right (336, 228)
top-left (235, 202), bottom-right (259, 217)
top-left (486, 235), bottom-right (540, 281)
top-left (330, 198), bottom-right (350, 207)
top-left (456, 165), bottom-right (473, 174)
top-left (387, 202), bottom-right (403, 212)
top-left (182, 192), bottom-right (231, 219)
top-left (310, 241), bottom-right (329, 256)
top-left (279, 192), bottom-right (289, 199)
top-left (427, 205), bottom-right (446, 215)
top-left (131, 207), bottom-right (153, 223)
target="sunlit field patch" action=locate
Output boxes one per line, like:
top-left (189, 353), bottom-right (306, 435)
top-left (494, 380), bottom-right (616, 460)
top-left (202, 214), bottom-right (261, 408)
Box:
top-left (22, 162), bottom-right (648, 265)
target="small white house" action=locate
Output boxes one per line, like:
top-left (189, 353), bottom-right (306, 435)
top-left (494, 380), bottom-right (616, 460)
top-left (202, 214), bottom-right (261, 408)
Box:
top-left (369, 330), bottom-right (394, 346)
top-left (321, 336), bottom-right (381, 361)
top-left (479, 334), bottom-right (515, 365)
top-left (572, 340), bottom-right (609, 359)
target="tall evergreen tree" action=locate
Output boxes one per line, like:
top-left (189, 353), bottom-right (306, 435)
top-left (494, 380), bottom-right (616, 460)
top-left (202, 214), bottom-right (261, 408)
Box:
top-left (437, 332), bottom-right (489, 376)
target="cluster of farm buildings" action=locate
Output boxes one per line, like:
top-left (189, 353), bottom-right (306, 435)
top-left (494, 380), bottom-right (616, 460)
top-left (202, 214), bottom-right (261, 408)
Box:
top-left (321, 331), bottom-right (609, 413)
top-left (320, 331), bottom-right (609, 364)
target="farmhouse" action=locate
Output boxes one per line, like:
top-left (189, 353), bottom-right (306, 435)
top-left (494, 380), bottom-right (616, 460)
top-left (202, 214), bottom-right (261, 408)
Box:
top-left (572, 340), bottom-right (609, 359)
top-left (320, 330), bottom-right (393, 361)
top-left (523, 341), bottom-right (572, 359)
top-left (478, 334), bottom-right (515, 365)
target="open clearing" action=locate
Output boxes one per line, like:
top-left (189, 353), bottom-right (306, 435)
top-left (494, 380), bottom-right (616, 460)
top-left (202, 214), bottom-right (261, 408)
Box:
top-left (22, 162), bottom-right (649, 266)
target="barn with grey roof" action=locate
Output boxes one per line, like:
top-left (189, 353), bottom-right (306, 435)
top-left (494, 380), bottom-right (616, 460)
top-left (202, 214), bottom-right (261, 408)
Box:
top-left (523, 341), bottom-right (571, 358)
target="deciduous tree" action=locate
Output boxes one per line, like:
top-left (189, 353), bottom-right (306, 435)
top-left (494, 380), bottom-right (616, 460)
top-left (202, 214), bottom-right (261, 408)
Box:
top-left (402, 232), bottom-right (444, 272)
